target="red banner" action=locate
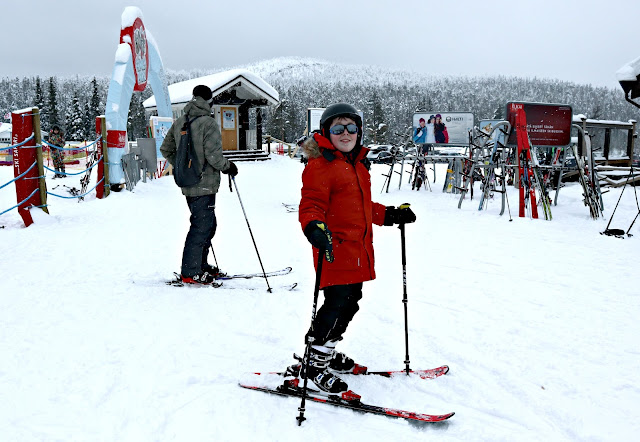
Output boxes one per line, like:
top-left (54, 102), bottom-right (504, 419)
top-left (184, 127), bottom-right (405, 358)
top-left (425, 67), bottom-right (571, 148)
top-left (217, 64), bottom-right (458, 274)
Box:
top-left (106, 130), bottom-right (127, 149)
top-left (120, 17), bottom-right (148, 92)
top-left (506, 102), bottom-right (572, 147)
top-left (11, 110), bottom-right (38, 227)
top-left (95, 118), bottom-right (105, 199)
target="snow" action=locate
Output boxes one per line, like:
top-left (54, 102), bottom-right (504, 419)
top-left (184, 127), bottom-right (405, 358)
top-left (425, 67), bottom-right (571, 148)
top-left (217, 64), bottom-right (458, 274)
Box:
top-left (121, 6), bottom-right (144, 29)
top-left (114, 43), bottom-right (131, 66)
top-left (143, 69), bottom-right (279, 108)
top-left (616, 54), bottom-right (640, 82)
top-left (1, 155), bottom-right (640, 441)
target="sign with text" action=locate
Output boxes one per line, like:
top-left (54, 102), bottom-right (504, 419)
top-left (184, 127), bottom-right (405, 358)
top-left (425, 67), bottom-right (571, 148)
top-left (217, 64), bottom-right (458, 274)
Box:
top-left (11, 109), bottom-right (38, 227)
top-left (120, 17), bottom-right (148, 92)
top-left (412, 112), bottom-right (474, 145)
top-left (506, 102), bottom-right (572, 147)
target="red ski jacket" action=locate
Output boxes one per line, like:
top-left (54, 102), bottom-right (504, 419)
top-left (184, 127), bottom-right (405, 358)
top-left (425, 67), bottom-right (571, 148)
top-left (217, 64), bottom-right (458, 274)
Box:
top-left (299, 133), bottom-right (387, 288)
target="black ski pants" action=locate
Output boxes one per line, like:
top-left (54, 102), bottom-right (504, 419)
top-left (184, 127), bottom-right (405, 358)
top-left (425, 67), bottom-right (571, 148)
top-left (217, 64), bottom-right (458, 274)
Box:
top-left (181, 194), bottom-right (217, 277)
top-left (308, 282), bottom-right (363, 346)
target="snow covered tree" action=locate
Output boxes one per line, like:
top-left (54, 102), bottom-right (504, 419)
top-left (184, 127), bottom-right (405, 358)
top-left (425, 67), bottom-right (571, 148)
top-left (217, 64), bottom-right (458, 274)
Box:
top-left (83, 77), bottom-right (102, 139)
top-left (66, 91), bottom-right (84, 141)
top-left (269, 95), bottom-right (287, 141)
top-left (127, 92), bottom-right (148, 140)
top-left (364, 91), bottom-right (388, 144)
top-left (492, 104), bottom-right (505, 120)
top-left (47, 77), bottom-right (60, 130)
top-left (34, 77), bottom-right (48, 129)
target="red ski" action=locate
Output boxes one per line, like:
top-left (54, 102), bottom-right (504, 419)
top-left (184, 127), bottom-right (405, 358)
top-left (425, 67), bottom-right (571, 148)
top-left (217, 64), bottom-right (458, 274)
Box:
top-left (239, 379), bottom-right (454, 423)
top-left (253, 361), bottom-right (449, 380)
top-left (515, 107), bottom-right (538, 218)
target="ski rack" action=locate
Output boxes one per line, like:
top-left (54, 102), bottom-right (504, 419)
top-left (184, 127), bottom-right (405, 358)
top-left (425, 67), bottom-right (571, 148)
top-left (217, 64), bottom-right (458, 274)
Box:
top-left (458, 122), bottom-right (511, 214)
top-left (381, 139), bottom-right (412, 193)
top-left (571, 124), bottom-right (604, 219)
top-left (407, 145), bottom-right (432, 192)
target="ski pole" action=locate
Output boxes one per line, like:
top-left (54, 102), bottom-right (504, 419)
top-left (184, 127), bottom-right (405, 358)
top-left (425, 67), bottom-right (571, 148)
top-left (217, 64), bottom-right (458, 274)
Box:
top-left (231, 176), bottom-right (272, 292)
top-left (209, 242), bottom-right (219, 269)
top-left (505, 178), bottom-right (513, 221)
top-left (297, 249), bottom-right (324, 426)
top-left (399, 222), bottom-right (411, 375)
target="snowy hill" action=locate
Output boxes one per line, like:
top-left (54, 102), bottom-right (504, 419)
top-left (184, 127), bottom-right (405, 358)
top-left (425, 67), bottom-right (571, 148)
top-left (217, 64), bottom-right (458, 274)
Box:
top-left (1, 156), bottom-right (640, 440)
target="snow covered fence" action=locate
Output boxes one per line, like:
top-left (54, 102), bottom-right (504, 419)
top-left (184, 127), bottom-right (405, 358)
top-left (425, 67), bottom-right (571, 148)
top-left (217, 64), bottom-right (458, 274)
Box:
top-left (0, 109), bottom-right (110, 227)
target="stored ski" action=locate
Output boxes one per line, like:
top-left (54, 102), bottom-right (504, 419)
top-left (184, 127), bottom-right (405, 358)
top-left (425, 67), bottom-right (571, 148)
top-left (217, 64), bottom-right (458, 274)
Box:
top-left (254, 362), bottom-right (449, 380)
top-left (239, 382), bottom-right (454, 423)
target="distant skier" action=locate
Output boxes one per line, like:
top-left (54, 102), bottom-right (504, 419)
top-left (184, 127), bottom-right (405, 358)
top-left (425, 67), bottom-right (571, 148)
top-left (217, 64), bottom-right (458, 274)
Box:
top-left (291, 103), bottom-right (416, 394)
top-left (48, 125), bottom-right (65, 178)
top-left (160, 85), bottom-right (238, 284)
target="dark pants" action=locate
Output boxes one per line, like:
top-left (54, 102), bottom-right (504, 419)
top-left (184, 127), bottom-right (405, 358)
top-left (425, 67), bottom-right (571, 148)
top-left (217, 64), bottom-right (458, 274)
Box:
top-left (181, 194), bottom-right (217, 277)
top-left (307, 283), bottom-right (363, 346)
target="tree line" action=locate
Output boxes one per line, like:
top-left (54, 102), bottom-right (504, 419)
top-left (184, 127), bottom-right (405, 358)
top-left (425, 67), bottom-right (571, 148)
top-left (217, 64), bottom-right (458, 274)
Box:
top-left (1, 58), bottom-right (638, 146)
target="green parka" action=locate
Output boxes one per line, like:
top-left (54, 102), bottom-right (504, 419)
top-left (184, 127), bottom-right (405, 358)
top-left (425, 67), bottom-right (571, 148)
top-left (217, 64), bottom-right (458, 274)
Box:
top-left (160, 97), bottom-right (230, 197)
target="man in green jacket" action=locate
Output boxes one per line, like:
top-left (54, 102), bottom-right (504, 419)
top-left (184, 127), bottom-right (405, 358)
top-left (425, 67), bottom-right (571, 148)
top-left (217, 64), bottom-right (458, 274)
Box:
top-left (160, 85), bottom-right (238, 284)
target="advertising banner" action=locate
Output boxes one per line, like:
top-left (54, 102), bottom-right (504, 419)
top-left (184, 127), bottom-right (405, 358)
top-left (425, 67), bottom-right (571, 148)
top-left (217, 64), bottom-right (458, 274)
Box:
top-left (11, 110), bottom-right (38, 227)
top-left (506, 102), bottom-right (572, 147)
top-left (412, 112), bottom-right (474, 145)
top-left (150, 116), bottom-right (173, 158)
top-left (95, 118), bottom-right (105, 199)
top-left (478, 119), bottom-right (508, 146)
top-left (120, 17), bottom-right (148, 92)
top-left (307, 108), bottom-right (324, 133)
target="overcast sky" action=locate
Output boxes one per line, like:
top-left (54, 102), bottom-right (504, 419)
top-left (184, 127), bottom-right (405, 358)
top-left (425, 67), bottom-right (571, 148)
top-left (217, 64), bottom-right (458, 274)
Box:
top-left (3, 0), bottom-right (639, 90)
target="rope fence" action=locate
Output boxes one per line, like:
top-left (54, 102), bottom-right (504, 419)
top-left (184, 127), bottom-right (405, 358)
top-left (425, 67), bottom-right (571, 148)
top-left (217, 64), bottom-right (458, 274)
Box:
top-left (0, 134), bottom-right (35, 151)
top-left (1, 109), bottom-right (110, 226)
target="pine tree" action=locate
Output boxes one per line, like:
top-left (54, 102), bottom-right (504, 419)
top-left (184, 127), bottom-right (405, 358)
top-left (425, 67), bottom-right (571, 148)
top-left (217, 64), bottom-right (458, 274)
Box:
top-left (47, 77), bottom-right (60, 130)
top-left (269, 95), bottom-right (287, 141)
top-left (365, 91), bottom-right (388, 144)
top-left (127, 92), bottom-right (148, 140)
top-left (85, 77), bottom-right (102, 138)
top-left (492, 103), bottom-right (505, 120)
top-left (66, 91), bottom-right (84, 141)
top-left (35, 77), bottom-right (47, 128)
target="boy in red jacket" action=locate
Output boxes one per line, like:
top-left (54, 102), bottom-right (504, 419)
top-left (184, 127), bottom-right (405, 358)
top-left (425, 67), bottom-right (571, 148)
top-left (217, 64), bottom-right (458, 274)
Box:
top-left (293, 103), bottom-right (416, 394)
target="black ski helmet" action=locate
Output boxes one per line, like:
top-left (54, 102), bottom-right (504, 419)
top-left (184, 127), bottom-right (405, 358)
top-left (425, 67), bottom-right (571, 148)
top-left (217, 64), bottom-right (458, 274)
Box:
top-left (320, 103), bottom-right (363, 145)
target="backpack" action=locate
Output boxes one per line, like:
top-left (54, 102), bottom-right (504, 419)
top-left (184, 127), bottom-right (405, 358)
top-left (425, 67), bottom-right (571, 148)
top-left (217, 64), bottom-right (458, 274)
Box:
top-left (174, 114), bottom-right (206, 187)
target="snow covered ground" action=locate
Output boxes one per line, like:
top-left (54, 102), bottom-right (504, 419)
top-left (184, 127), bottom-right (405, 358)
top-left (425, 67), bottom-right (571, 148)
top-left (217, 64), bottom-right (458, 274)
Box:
top-left (1, 154), bottom-right (639, 441)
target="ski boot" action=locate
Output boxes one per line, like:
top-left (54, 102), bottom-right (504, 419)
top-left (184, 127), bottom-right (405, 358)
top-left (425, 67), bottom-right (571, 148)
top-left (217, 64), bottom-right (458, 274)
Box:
top-left (202, 264), bottom-right (226, 279)
top-left (181, 271), bottom-right (216, 285)
top-left (306, 345), bottom-right (350, 394)
top-left (325, 340), bottom-right (368, 374)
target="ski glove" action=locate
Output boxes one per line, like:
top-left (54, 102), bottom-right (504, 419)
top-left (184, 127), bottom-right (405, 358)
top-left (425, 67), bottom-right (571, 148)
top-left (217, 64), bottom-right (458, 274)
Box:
top-left (303, 220), bottom-right (334, 263)
top-left (222, 162), bottom-right (238, 177)
top-left (383, 203), bottom-right (416, 226)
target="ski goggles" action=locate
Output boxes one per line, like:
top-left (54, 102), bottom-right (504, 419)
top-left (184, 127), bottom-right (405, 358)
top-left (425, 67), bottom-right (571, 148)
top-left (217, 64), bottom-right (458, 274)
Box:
top-left (329, 124), bottom-right (359, 135)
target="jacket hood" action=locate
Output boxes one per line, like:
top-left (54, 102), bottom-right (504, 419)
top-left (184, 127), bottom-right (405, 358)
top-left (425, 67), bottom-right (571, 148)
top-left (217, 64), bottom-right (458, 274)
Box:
top-left (183, 96), bottom-right (212, 118)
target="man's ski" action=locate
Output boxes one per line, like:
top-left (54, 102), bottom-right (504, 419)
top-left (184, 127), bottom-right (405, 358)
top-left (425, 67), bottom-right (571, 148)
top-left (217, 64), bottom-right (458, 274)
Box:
top-left (165, 273), bottom-right (296, 290)
top-left (239, 381), bottom-right (454, 423)
top-left (255, 362), bottom-right (449, 380)
top-left (218, 266), bottom-right (292, 280)
top-left (219, 282), bottom-right (298, 291)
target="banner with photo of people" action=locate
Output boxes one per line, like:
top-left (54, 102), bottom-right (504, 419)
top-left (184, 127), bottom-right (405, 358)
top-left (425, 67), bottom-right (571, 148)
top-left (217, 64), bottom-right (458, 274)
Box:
top-left (412, 112), bottom-right (474, 146)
